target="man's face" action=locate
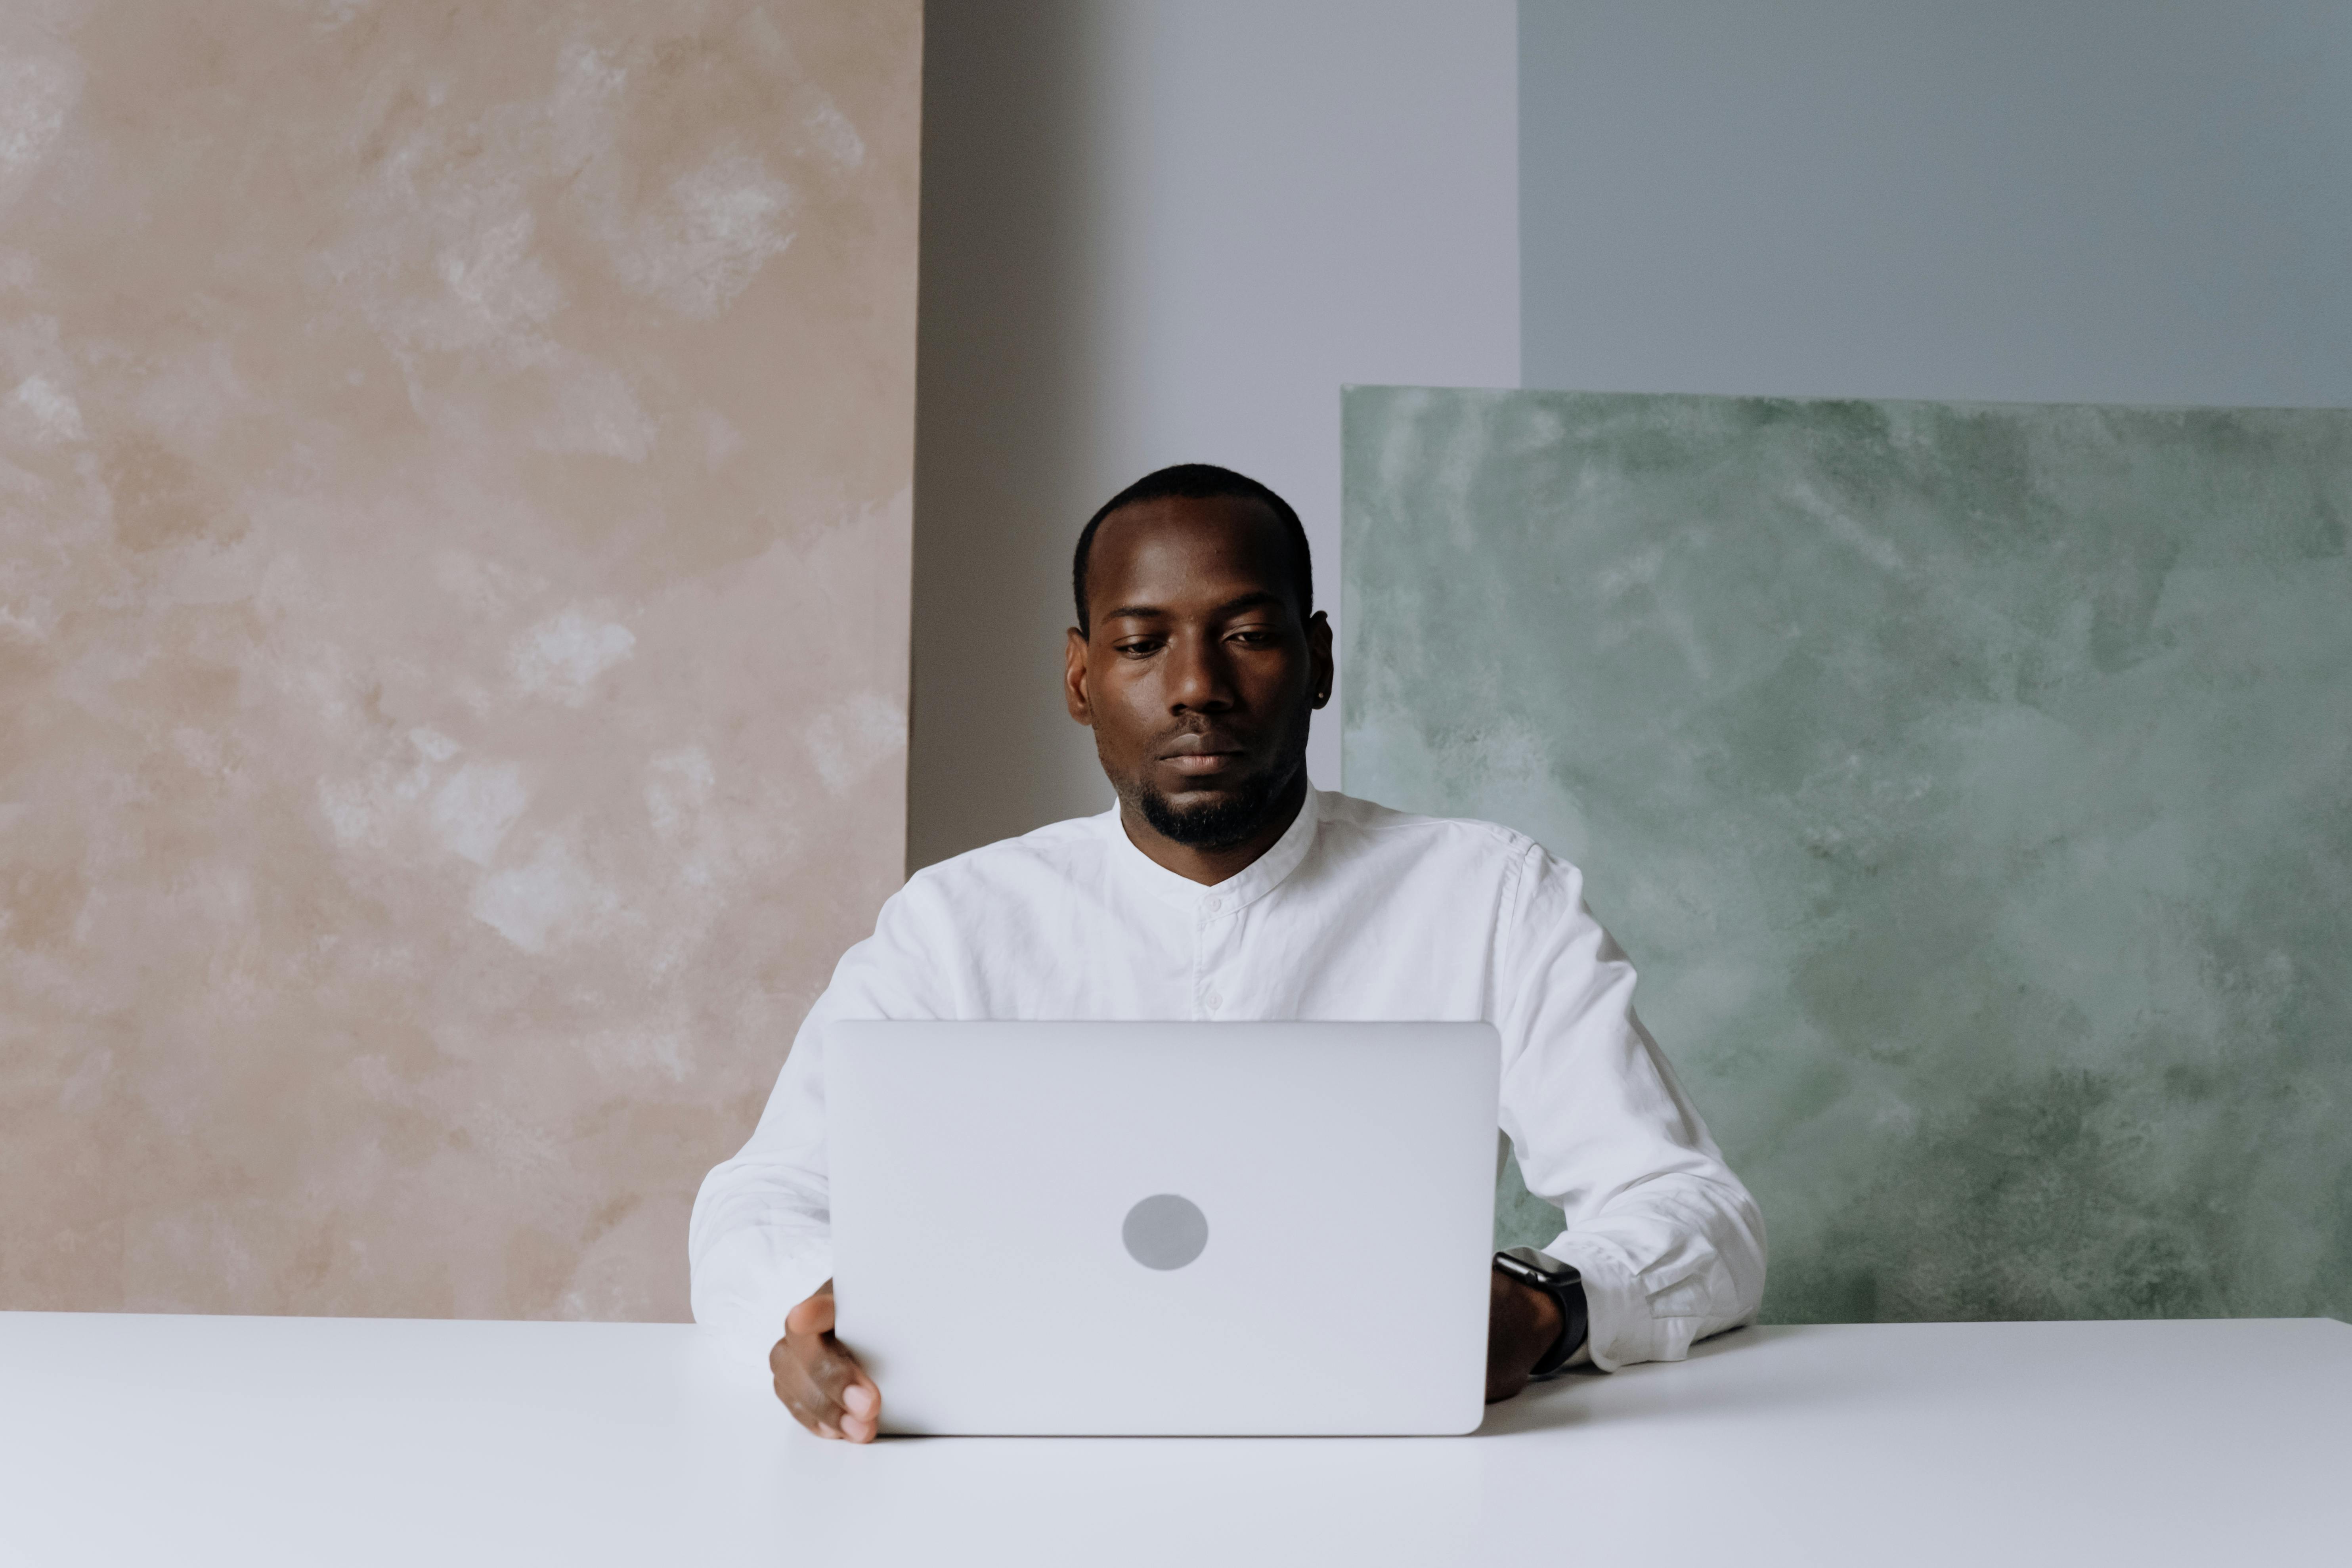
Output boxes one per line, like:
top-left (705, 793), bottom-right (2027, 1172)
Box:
top-left (1064, 495), bottom-right (1333, 850)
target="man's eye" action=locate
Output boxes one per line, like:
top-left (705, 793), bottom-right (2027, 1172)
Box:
top-left (1230, 629), bottom-right (1274, 645)
top-left (1115, 640), bottom-right (1161, 656)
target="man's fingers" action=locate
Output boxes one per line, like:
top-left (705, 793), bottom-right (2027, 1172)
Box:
top-left (775, 1357), bottom-right (853, 1438)
top-left (769, 1286), bottom-right (882, 1442)
top-left (782, 1282), bottom-right (837, 1339)
top-left (802, 1339), bottom-right (882, 1442)
top-left (769, 1341), bottom-right (832, 1434)
top-left (805, 1344), bottom-right (880, 1443)
top-left (805, 1365), bottom-right (880, 1442)
top-left (838, 1376), bottom-right (880, 1442)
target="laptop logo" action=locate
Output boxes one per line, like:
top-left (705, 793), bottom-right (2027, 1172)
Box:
top-left (1122, 1193), bottom-right (1209, 1270)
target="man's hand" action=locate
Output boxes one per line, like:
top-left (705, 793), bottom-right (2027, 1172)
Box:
top-left (775, 1272), bottom-right (1555, 1428)
top-left (1485, 1266), bottom-right (1566, 1404)
top-left (771, 1281), bottom-right (883, 1442)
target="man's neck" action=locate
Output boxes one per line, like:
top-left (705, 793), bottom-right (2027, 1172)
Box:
top-left (1119, 767), bottom-right (1309, 887)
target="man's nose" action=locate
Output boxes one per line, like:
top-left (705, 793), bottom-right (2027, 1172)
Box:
top-left (1166, 635), bottom-right (1236, 712)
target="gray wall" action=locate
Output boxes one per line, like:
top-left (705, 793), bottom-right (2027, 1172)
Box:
top-left (909, 0), bottom-right (1518, 870)
top-left (1521, 0), bottom-right (2352, 405)
top-left (1346, 386), bottom-right (2352, 1323)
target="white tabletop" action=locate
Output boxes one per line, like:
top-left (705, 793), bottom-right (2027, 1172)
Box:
top-left (2, 1311), bottom-right (2345, 1567)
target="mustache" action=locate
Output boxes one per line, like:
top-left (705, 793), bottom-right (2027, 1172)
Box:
top-left (1154, 719), bottom-right (1247, 748)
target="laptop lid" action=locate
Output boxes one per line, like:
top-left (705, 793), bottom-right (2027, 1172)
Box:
top-left (828, 1020), bottom-right (1501, 1436)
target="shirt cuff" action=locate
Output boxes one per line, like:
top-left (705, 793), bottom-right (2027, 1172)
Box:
top-left (1537, 1230), bottom-right (1663, 1373)
top-left (689, 1224), bottom-right (833, 1386)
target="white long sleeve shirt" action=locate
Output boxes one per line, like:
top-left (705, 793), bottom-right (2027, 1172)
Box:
top-left (689, 788), bottom-right (1765, 1375)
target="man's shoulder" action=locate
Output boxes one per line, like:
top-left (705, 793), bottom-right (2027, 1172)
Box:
top-left (897, 809), bottom-right (1115, 906)
top-left (1314, 792), bottom-right (1592, 937)
top-left (1314, 789), bottom-right (1544, 868)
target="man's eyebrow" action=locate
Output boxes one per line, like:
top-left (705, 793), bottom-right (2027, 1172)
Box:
top-left (1099, 591), bottom-right (1285, 623)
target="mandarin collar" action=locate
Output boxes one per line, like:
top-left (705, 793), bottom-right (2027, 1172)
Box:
top-left (1101, 783), bottom-right (1324, 913)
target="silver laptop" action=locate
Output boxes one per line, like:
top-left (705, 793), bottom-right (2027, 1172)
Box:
top-left (828, 1020), bottom-right (1500, 1436)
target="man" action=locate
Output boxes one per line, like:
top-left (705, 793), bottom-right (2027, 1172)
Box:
top-left (690, 465), bottom-right (1766, 1442)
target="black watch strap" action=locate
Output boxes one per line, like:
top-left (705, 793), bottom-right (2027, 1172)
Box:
top-left (1495, 1247), bottom-right (1589, 1376)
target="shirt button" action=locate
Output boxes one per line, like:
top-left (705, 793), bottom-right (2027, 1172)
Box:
top-left (1204, 897), bottom-right (1222, 913)
top-left (1204, 991), bottom-right (1223, 1010)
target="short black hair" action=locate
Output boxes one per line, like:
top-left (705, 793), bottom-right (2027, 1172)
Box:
top-left (1071, 464), bottom-right (1313, 635)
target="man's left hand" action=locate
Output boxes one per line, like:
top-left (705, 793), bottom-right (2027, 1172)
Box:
top-left (1485, 1266), bottom-right (1566, 1403)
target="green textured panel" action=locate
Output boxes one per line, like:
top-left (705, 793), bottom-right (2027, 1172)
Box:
top-left (1346, 387), bottom-right (2352, 1323)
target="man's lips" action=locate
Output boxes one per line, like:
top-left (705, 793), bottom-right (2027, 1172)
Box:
top-left (1157, 735), bottom-right (1247, 776)
top-left (1162, 750), bottom-right (1243, 776)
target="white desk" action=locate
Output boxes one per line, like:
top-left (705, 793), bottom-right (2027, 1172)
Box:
top-left (2, 1312), bottom-right (2344, 1566)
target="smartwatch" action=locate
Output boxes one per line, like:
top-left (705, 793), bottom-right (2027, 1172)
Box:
top-left (1493, 1246), bottom-right (1589, 1376)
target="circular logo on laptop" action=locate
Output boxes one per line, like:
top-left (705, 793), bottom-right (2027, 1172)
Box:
top-left (1122, 1193), bottom-right (1209, 1270)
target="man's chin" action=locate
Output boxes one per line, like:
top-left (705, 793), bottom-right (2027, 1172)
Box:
top-left (1134, 764), bottom-right (1295, 850)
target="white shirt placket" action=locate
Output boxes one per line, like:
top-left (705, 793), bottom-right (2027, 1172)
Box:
top-left (1195, 893), bottom-right (1241, 1017)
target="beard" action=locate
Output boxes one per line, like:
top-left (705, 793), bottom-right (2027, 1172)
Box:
top-left (1131, 754), bottom-right (1301, 850)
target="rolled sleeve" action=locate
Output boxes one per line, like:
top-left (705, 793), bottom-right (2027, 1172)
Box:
top-left (686, 874), bottom-right (962, 1383)
top-left (1497, 844), bottom-right (1768, 1370)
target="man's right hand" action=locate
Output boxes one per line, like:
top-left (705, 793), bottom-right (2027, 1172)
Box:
top-left (770, 1281), bottom-right (882, 1442)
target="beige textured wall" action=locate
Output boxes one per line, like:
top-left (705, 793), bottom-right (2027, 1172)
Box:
top-left (0, 0), bottom-right (918, 1319)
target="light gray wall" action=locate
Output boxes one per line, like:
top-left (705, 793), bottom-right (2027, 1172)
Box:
top-left (1521, 0), bottom-right (2352, 405)
top-left (910, 0), bottom-right (1519, 870)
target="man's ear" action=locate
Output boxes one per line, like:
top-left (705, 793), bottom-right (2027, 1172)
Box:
top-left (1064, 626), bottom-right (1094, 725)
top-left (1307, 610), bottom-right (1335, 709)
